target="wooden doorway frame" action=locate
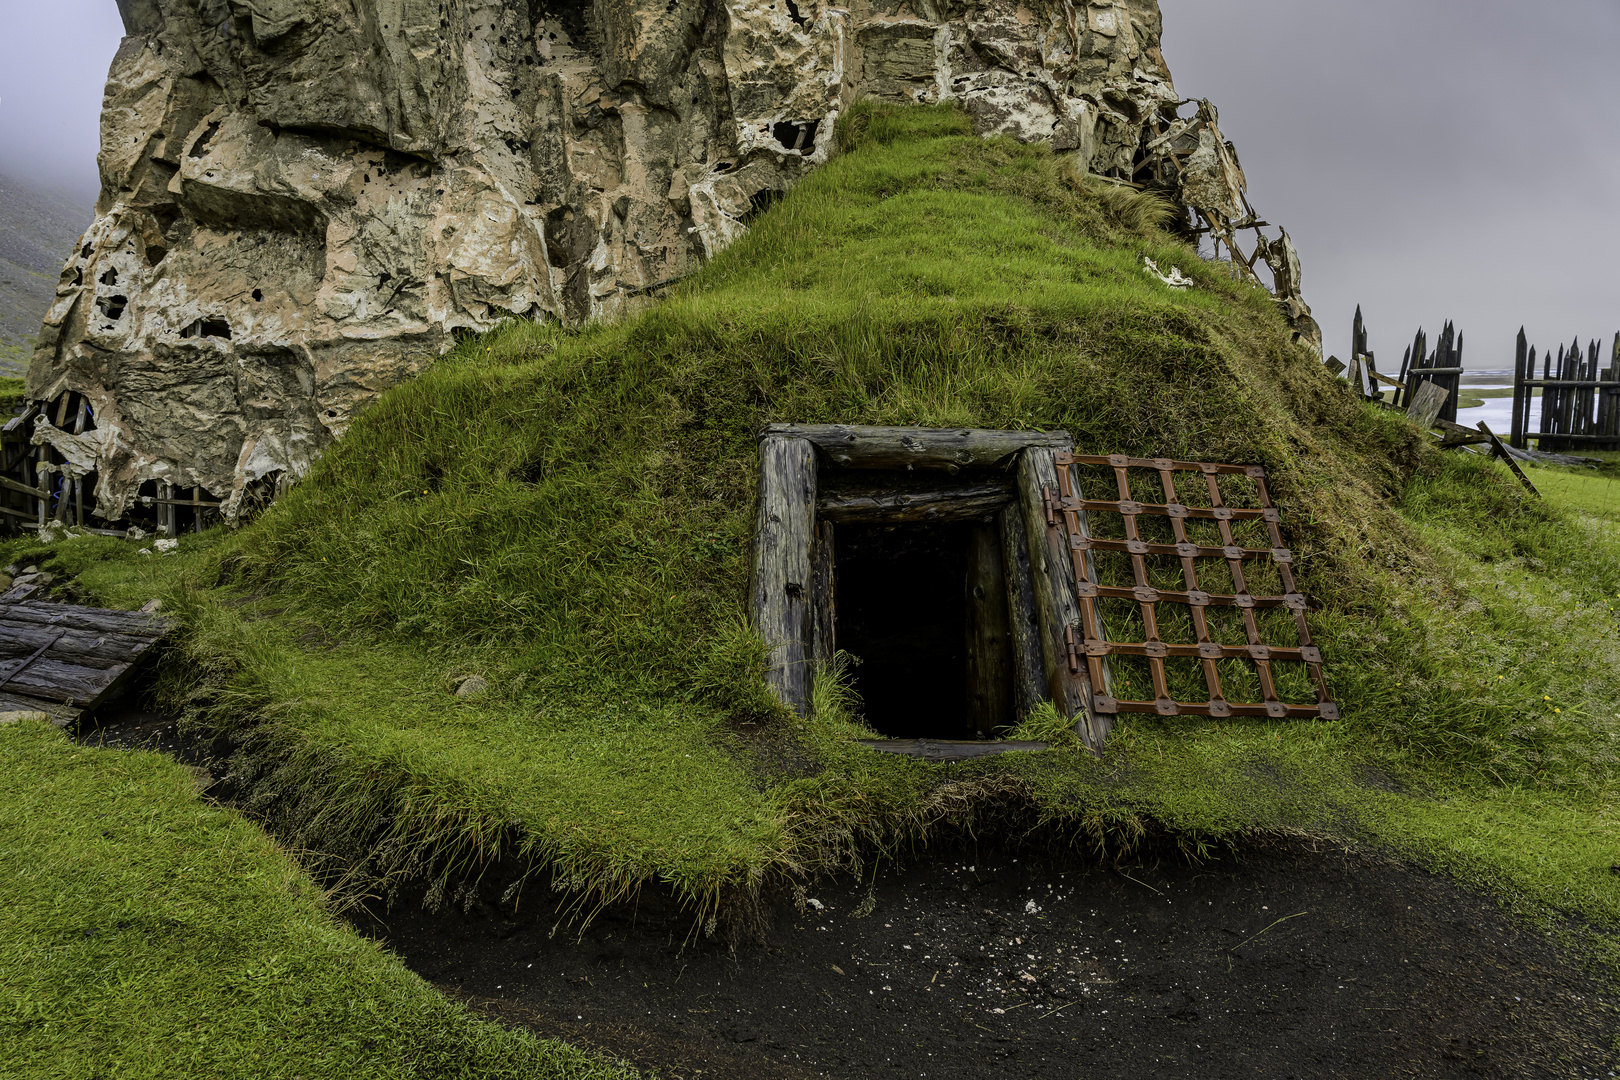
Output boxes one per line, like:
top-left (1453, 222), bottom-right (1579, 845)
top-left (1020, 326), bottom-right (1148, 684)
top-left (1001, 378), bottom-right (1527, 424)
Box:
top-left (748, 424), bottom-right (1108, 754)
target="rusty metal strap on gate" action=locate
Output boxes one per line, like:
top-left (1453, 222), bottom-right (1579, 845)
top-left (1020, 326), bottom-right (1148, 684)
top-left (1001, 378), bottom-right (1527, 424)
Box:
top-left (1049, 453), bottom-right (1337, 722)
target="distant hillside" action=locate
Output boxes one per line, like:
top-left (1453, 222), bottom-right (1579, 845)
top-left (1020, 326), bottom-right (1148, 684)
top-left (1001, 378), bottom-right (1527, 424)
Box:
top-left (0, 172), bottom-right (93, 376)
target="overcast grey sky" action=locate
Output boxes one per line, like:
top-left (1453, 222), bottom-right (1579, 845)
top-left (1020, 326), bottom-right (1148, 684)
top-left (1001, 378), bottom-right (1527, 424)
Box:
top-left (0, 1), bottom-right (1615, 368)
top-left (0, 0), bottom-right (123, 206)
top-left (1159, 0), bottom-right (1620, 369)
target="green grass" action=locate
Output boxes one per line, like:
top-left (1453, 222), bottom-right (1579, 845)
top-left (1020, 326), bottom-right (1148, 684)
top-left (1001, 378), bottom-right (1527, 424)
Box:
top-left (2, 103), bottom-right (1616, 958)
top-left (0, 719), bottom-right (638, 1080)
top-left (0, 376), bottom-right (23, 413)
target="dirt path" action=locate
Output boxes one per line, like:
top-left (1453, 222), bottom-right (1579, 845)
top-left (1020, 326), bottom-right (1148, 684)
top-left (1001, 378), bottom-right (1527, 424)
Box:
top-left (76, 714), bottom-right (1619, 1078)
top-left (360, 841), bottom-right (1618, 1080)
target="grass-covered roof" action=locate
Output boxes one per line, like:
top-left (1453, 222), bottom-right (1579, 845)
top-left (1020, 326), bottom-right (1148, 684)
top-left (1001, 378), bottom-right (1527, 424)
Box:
top-left (15, 104), bottom-right (1619, 937)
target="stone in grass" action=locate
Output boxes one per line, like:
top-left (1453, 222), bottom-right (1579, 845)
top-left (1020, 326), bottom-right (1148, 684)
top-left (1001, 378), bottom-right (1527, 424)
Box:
top-left (454, 675), bottom-right (490, 699)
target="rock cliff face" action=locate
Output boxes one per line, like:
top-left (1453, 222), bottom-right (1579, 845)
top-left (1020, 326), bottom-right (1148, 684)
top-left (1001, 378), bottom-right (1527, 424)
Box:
top-left (33, 0), bottom-right (1198, 520)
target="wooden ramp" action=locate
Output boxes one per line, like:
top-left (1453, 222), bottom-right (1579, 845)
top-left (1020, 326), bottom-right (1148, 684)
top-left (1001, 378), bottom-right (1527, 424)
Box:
top-left (0, 601), bottom-right (173, 723)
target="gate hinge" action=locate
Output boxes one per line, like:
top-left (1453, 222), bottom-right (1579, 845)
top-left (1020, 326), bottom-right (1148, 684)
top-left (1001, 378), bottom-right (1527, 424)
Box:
top-left (1064, 625), bottom-right (1081, 673)
top-left (1042, 485), bottom-right (1060, 527)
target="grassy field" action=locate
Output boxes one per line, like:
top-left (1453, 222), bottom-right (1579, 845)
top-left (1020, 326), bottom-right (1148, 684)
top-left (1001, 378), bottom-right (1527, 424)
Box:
top-left (0, 101), bottom-right (1615, 972)
top-left (0, 720), bottom-right (638, 1080)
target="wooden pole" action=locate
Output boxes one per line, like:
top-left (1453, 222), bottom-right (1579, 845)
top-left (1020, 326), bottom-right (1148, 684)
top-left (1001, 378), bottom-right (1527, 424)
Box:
top-left (1511, 327), bottom-right (1528, 450)
top-left (1016, 448), bottom-right (1102, 751)
top-left (998, 506), bottom-right (1047, 725)
top-left (964, 522), bottom-right (1013, 736)
top-left (810, 519), bottom-right (835, 670)
top-left (748, 436), bottom-right (817, 716)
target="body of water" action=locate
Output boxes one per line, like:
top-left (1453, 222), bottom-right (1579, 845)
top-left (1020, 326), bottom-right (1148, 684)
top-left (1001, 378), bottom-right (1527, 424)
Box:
top-left (1453, 369), bottom-right (1525, 436)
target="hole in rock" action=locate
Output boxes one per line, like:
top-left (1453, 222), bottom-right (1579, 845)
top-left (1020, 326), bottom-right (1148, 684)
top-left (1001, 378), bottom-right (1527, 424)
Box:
top-left (97, 295), bottom-right (128, 321)
top-left (181, 318), bottom-right (232, 339)
top-left (784, 0), bottom-right (807, 27)
top-left (152, 205), bottom-right (182, 237)
top-left (99, 268), bottom-right (118, 286)
top-left (741, 187), bottom-right (782, 225)
top-left (252, 289), bottom-right (264, 302)
top-left (189, 121), bottom-right (222, 159)
top-left (771, 119), bottom-right (820, 153)
top-left (835, 522), bottom-right (985, 739)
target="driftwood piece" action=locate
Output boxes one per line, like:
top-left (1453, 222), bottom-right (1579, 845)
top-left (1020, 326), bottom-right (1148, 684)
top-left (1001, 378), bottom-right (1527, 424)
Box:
top-left (749, 436), bottom-right (817, 715)
top-left (964, 523), bottom-right (1013, 734)
top-left (816, 483), bottom-right (1014, 524)
top-left (857, 739), bottom-right (1048, 763)
top-left (1406, 381), bottom-right (1450, 432)
top-left (763, 425), bottom-right (1070, 473)
top-left (998, 506), bottom-right (1047, 724)
top-left (1017, 448), bottom-right (1101, 750)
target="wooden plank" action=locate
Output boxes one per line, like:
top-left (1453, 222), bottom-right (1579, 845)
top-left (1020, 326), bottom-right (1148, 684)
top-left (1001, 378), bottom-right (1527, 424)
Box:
top-left (810, 519), bottom-right (836, 670)
top-left (0, 691), bottom-right (80, 724)
top-left (1017, 448), bottom-right (1102, 751)
top-left (2, 656), bottom-right (129, 703)
top-left (763, 424), bottom-right (1071, 472)
top-left (857, 739), bottom-right (1048, 763)
top-left (0, 623), bottom-right (161, 666)
top-left (1478, 422), bottom-right (1541, 498)
top-left (999, 506), bottom-right (1047, 725)
top-left (0, 475), bottom-right (47, 500)
top-left (1406, 381), bottom-right (1450, 432)
top-left (748, 436), bottom-right (817, 716)
top-left (964, 522), bottom-right (1013, 735)
top-left (816, 482), bottom-right (1014, 524)
top-left (0, 602), bottom-right (170, 638)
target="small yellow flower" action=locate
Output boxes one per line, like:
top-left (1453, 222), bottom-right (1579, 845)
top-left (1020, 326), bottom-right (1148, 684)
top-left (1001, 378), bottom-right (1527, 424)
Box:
top-left (1554, 708), bottom-right (1562, 714)
top-left (1544, 695), bottom-right (1551, 701)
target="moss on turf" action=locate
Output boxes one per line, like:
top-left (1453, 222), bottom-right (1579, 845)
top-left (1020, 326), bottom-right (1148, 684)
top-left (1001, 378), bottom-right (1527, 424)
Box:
top-left (4, 104), bottom-right (1616, 943)
top-left (0, 720), bottom-right (637, 1080)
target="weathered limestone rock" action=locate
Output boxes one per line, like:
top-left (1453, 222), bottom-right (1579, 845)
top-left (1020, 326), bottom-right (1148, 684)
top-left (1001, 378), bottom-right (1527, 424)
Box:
top-left (36, 1), bottom-right (1292, 523)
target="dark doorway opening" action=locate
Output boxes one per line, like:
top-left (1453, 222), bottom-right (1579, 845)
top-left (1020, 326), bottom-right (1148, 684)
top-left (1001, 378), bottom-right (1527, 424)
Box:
top-left (837, 522), bottom-right (969, 738)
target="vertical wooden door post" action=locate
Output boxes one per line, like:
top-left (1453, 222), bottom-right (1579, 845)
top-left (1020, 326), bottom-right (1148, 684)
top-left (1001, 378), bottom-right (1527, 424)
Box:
top-left (1017, 447), bottom-right (1103, 751)
top-left (998, 506), bottom-right (1047, 725)
top-left (749, 435), bottom-right (818, 715)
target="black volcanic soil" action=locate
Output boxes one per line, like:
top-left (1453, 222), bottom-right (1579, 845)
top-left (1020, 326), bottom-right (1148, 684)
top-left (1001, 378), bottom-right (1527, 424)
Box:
top-left (360, 842), bottom-right (1618, 1080)
top-left (78, 713), bottom-right (1620, 1078)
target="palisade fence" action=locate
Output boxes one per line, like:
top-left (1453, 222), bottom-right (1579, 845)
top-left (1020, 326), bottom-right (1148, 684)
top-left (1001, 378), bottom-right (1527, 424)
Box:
top-left (1339, 309), bottom-right (1620, 453)
top-left (1393, 323), bottom-right (1464, 425)
top-left (1511, 331), bottom-right (1620, 451)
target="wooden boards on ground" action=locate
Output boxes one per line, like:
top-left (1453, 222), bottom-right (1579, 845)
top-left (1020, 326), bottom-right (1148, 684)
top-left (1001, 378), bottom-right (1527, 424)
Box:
top-left (0, 600), bottom-right (172, 718)
top-left (857, 739), bottom-right (1049, 763)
